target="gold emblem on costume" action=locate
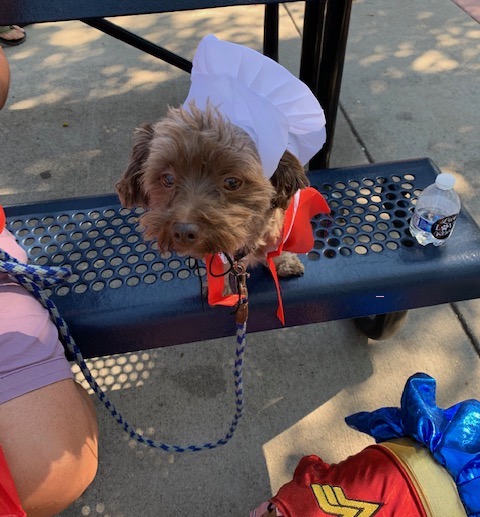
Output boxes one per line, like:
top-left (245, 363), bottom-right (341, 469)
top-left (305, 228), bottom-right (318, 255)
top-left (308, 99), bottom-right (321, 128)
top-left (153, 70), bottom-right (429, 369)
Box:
top-left (311, 484), bottom-right (381, 516)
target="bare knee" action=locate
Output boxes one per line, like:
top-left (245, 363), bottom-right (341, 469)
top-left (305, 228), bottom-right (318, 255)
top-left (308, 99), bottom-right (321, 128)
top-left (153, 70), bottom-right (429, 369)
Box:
top-left (22, 443), bottom-right (98, 517)
top-left (0, 380), bottom-right (99, 517)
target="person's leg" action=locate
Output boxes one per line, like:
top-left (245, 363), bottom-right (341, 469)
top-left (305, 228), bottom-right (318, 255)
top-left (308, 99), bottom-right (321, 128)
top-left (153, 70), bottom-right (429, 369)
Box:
top-left (0, 227), bottom-right (98, 516)
top-left (0, 47), bottom-right (10, 109)
top-left (0, 379), bottom-right (98, 517)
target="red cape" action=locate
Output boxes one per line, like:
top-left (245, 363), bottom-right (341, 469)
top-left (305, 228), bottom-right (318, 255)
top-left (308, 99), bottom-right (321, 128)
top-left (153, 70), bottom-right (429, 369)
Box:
top-left (0, 447), bottom-right (26, 517)
top-left (0, 206), bottom-right (5, 234)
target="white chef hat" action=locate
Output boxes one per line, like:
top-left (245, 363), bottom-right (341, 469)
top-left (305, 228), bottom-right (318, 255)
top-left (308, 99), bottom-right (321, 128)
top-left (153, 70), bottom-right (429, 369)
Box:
top-left (183, 34), bottom-right (326, 178)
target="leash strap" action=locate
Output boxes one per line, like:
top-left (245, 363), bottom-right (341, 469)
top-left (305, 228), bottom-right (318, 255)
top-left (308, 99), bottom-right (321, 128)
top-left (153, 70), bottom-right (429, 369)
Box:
top-left (0, 249), bottom-right (246, 452)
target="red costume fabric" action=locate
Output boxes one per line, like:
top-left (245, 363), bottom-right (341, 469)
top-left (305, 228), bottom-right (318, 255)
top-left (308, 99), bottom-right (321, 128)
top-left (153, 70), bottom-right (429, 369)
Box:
top-left (206, 187), bottom-right (330, 324)
top-left (271, 445), bottom-right (427, 517)
top-left (0, 446), bottom-right (26, 517)
top-left (0, 208), bottom-right (27, 517)
top-left (0, 206), bottom-right (5, 233)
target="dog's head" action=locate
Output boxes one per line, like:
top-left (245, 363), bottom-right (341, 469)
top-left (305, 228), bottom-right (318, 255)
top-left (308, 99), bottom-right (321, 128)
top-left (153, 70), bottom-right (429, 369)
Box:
top-left (116, 103), bottom-right (309, 258)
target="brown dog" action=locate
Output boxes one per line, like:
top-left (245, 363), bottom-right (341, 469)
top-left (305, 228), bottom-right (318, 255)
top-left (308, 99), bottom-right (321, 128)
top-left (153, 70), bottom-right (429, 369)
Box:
top-left (116, 102), bottom-right (310, 277)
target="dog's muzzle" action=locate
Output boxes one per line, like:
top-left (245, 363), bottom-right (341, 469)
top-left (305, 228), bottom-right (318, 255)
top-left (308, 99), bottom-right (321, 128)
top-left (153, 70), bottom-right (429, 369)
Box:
top-left (172, 222), bottom-right (200, 246)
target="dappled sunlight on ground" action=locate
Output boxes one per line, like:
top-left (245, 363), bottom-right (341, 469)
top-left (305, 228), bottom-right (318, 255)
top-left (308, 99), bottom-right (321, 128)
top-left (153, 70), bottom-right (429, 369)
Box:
top-left (412, 49), bottom-right (459, 73)
top-left (10, 90), bottom-right (70, 110)
top-left (49, 25), bottom-right (104, 47)
top-left (88, 68), bottom-right (175, 99)
top-left (342, 1), bottom-right (480, 215)
top-left (72, 351), bottom-right (156, 393)
top-left (350, 16), bottom-right (479, 75)
top-left (1, 4), bottom-right (304, 207)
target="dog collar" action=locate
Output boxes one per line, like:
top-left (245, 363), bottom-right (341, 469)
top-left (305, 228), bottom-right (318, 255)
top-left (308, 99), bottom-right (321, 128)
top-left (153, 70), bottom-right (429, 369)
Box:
top-left (183, 34), bottom-right (327, 178)
top-left (205, 187), bottom-right (330, 324)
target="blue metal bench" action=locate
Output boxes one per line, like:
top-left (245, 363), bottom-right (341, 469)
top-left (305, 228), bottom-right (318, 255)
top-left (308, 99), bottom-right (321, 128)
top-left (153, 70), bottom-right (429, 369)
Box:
top-left (5, 158), bottom-right (480, 358)
top-left (3, 3), bottom-right (480, 355)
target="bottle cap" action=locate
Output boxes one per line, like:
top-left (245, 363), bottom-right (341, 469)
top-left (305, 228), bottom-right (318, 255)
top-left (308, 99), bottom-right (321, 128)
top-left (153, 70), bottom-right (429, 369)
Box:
top-left (435, 173), bottom-right (456, 190)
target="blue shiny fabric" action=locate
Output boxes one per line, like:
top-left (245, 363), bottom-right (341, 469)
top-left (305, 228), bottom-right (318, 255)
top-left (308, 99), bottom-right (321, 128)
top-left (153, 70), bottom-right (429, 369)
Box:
top-left (345, 373), bottom-right (480, 517)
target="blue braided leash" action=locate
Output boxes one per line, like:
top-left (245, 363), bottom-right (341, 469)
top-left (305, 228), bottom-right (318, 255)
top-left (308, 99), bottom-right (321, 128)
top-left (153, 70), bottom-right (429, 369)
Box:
top-left (0, 249), bottom-right (246, 452)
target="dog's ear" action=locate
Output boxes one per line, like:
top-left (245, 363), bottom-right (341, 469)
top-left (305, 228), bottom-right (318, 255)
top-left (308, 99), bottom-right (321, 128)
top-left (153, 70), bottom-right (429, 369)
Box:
top-left (116, 123), bottom-right (154, 207)
top-left (270, 150), bottom-right (310, 209)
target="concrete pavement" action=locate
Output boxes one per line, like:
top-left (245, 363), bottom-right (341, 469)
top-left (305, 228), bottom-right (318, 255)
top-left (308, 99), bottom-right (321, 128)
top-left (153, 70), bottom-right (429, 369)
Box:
top-left (1, 1), bottom-right (480, 515)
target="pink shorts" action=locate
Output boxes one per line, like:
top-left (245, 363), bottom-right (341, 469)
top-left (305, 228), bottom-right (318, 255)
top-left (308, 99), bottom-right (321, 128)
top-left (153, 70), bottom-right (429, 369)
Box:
top-left (0, 228), bottom-right (73, 405)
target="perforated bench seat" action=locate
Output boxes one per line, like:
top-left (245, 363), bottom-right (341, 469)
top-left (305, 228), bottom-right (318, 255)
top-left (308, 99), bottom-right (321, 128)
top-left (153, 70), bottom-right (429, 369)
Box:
top-left (5, 158), bottom-right (480, 358)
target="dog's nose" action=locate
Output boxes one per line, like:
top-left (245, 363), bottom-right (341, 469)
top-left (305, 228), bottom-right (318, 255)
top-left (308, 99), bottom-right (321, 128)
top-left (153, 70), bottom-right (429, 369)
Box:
top-left (172, 222), bottom-right (200, 245)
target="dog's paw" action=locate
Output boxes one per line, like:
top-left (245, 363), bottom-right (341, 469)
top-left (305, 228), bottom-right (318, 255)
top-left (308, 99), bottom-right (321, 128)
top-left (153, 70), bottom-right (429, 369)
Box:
top-left (273, 252), bottom-right (305, 277)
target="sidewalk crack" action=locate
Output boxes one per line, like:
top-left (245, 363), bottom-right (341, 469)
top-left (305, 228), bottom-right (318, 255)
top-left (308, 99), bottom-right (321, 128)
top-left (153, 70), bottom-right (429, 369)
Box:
top-left (339, 102), bottom-right (374, 164)
top-left (451, 302), bottom-right (480, 357)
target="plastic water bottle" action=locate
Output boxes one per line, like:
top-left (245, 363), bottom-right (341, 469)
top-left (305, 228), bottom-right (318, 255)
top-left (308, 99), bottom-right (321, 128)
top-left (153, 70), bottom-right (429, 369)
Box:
top-left (410, 173), bottom-right (461, 246)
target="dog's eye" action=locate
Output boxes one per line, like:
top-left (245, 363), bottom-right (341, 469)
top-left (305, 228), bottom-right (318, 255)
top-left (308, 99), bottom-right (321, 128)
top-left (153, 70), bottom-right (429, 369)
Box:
top-left (223, 177), bottom-right (242, 191)
top-left (161, 173), bottom-right (174, 188)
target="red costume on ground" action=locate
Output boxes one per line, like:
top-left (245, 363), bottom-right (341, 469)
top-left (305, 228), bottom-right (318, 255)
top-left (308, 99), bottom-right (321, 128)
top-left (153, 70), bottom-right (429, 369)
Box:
top-left (272, 445), bottom-right (427, 517)
top-left (0, 206), bottom-right (5, 234)
top-left (0, 446), bottom-right (26, 517)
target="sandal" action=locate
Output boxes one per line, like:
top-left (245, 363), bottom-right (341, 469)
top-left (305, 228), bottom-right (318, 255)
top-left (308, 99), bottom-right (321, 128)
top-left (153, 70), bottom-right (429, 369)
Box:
top-left (0, 25), bottom-right (26, 47)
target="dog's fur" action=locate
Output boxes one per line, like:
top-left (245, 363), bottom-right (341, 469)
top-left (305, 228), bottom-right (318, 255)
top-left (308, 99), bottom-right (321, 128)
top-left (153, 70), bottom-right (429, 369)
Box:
top-left (116, 103), bottom-right (309, 276)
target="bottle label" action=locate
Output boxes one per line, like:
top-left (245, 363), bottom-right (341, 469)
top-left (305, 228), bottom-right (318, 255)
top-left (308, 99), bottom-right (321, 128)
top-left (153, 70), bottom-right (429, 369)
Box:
top-left (412, 212), bottom-right (433, 233)
top-left (412, 212), bottom-right (458, 240)
top-left (431, 214), bottom-right (458, 240)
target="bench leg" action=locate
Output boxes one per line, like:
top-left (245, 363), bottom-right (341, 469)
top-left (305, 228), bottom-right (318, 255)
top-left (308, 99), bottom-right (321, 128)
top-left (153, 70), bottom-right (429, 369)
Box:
top-left (300, 0), bottom-right (354, 169)
top-left (354, 311), bottom-right (408, 340)
top-left (263, 4), bottom-right (279, 61)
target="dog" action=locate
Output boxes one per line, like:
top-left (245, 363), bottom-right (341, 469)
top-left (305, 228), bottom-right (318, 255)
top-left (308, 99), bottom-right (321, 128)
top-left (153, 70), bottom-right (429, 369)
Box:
top-left (116, 34), bottom-right (329, 320)
top-left (116, 101), bottom-right (311, 278)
